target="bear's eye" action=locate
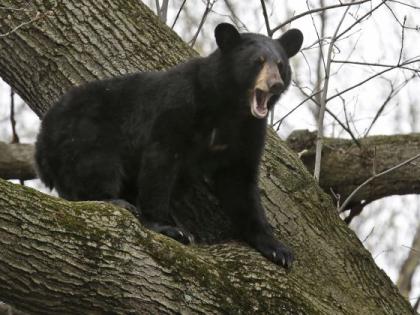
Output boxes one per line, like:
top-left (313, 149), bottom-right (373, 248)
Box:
top-left (257, 56), bottom-right (265, 65)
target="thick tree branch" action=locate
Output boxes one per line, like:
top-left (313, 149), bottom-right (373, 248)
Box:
top-left (287, 129), bottom-right (420, 208)
top-left (0, 141), bottom-right (35, 180)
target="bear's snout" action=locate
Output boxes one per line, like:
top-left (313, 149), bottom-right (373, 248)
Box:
top-left (255, 62), bottom-right (284, 95)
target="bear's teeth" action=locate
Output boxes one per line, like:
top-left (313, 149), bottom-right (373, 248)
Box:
top-left (251, 89), bottom-right (269, 119)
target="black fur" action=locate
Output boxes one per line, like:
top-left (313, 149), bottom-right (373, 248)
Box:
top-left (35, 23), bottom-right (303, 267)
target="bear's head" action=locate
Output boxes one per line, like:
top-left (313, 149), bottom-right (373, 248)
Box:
top-left (214, 23), bottom-right (303, 119)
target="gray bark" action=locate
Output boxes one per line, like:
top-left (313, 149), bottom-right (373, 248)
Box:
top-left (0, 1), bottom-right (414, 314)
top-left (0, 141), bottom-right (35, 180)
top-left (287, 129), bottom-right (420, 208)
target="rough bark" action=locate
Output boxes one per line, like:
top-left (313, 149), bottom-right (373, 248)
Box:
top-left (0, 0), bottom-right (196, 117)
top-left (287, 129), bottom-right (420, 208)
top-left (0, 141), bottom-right (36, 180)
top-left (0, 1), bottom-right (414, 314)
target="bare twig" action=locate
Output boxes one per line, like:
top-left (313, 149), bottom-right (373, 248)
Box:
top-left (331, 59), bottom-right (420, 72)
top-left (340, 95), bottom-right (353, 136)
top-left (361, 226), bottom-right (375, 243)
top-left (301, 36), bottom-right (331, 51)
top-left (161, 0), bottom-right (169, 24)
top-left (9, 88), bottom-right (19, 144)
top-left (337, 0), bottom-right (388, 40)
top-left (189, 0), bottom-right (215, 47)
top-left (330, 187), bottom-right (341, 209)
top-left (271, 0), bottom-right (371, 36)
top-left (327, 58), bottom-right (420, 102)
top-left (307, 0), bottom-right (326, 75)
top-left (401, 245), bottom-right (420, 254)
top-left (389, 0), bottom-right (420, 10)
top-left (291, 85), bottom-right (361, 146)
top-left (0, 3), bottom-right (56, 38)
top-left (0, 5), bottom-right (33, 12)
top-left (364, 76), bottom-right (414, 137)
top-left (313, 0), bottom-right (327, 113)
top-left (260, 0), bottom-right (271, 37)
top-left (397, 16), bottom-right (407, 65)
top-left (171, 0), bottom-right (187, 29)
top-left (365, 83), bottom-right (395, 137)
top-left (273, 90), bottom-right (322, 130)
top-left (223, 0), bottom-right (248, 31)
top-left (155, 0), bottom-right (169, 23)
top-left (302, 0), bottom-right (326, 123)
top-left (314, 6), bottom-right (350, 181)
top-left (155, 0), bottom-right (160, 15)
top-left (0, 11), bottom-right (40, 38)
top-left (385, 2), bottom-right (418, 31)
top-left (263, 0), bottom-right (278, 125)
top-left (339, 153), bottom-right (420, 212)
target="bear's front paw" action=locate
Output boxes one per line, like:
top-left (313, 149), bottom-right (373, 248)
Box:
top-left (104, 199), bottom-right (140, 217)
top-left (148, 223), bottom-right (195, 245)
top-left (250, 233), bottom-right (294, 268)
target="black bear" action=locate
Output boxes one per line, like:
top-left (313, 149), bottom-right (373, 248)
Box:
top-left (35, 23), bottom-right (303, 268)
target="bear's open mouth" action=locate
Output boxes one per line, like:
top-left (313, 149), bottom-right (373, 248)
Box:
top-left (251, 88), bottom-right (272, 119)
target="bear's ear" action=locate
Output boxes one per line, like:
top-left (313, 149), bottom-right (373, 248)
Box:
top-left (215, 23), bottom-right (241, 52)
top-left (277, 29), bottom-right (303, 58)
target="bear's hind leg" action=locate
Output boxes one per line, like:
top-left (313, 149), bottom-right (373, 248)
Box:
top-left (137, 145), bottom-right (194, 244)
top-left (54, 154), bottom-right (140, 215)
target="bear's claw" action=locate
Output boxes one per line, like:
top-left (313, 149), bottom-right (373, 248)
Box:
top-left (250, 232), bottom-right (294, 268)
top-left (147, 223), bottom-right (194, 245)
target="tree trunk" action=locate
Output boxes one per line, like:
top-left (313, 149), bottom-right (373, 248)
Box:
top-left (287, 129), bottom-right (420, 208)
top-left (0, 1), bottom-right (414, 314)
top-left (0, 0), bottom-right (196, 116)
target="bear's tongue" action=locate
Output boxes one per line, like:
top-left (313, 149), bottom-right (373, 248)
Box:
top-left (251, 89), bottom-right (269, 119)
